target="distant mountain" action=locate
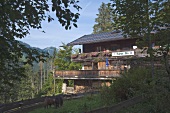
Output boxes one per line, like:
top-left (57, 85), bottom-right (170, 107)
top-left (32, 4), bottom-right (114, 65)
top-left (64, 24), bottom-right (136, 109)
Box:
top-left (19, 41), bottom-right (57, 72)
top-left (19, 41), bottom-right (31, 48)
top-left (19, 41), bottom-right (57, 57)
top-left (43, 47), bottom-right (57, 57)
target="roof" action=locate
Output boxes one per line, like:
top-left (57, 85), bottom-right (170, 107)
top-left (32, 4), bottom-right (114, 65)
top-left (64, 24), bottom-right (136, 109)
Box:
top-left (67, 30), bottom-right (129, 46)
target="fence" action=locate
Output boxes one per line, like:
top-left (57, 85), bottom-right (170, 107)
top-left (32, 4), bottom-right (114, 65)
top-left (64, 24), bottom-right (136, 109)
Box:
top-left (0, 96), bottom-right (56, 113)
top-left (0, 94), bottom-right (145, 113)
top-left (0, 93), bottom-right (85, 113)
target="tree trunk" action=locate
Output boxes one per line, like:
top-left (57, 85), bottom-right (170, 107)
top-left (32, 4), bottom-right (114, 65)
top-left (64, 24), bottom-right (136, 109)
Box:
top-left (31, 75), bottom-right (34, 98)
top-left (40, 61), bottom-right (43, 89)
top-left (43, 66), bottom-right (46, 84)
top-left (164, 54), bottom-right (170, 76)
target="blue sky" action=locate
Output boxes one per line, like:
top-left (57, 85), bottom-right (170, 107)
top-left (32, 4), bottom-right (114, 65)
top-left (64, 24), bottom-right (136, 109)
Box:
top-left (19, 0), bottom-right (110, 49)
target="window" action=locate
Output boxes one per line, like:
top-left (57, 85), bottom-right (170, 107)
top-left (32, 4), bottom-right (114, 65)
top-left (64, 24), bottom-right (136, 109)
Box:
top-left (96, 46), bottom-right (102, 52)
top-left (111, 44), bottom-right (120, 51)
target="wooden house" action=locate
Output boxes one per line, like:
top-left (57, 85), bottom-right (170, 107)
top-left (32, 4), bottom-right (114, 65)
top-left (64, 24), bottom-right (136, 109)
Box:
top-left (55, 30), bottom-right (158, 93)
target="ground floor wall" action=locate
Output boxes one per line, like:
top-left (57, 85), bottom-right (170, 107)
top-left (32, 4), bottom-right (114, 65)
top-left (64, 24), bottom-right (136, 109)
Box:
top-left (62, 79), bottom-right (112, 94)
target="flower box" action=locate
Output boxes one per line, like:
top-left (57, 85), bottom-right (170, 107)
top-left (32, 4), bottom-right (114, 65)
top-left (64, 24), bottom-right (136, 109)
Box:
top-left (71, 54), bottom-right (78, 59)
top-left (102, 50), bottom-right (112, 57)
top-left (91, 52), bottom-right (99, 57)
top-left (80, 53), bottom-right (87, 59)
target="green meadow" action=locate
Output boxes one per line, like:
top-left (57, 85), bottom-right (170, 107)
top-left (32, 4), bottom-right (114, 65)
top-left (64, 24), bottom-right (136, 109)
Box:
top-left (29, 94), bottom-right (103, 113)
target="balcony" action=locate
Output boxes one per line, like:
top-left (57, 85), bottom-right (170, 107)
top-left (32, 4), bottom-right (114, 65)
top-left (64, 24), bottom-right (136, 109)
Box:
top-left (55, 70), bottom-right (121, 80)
top-left (71, 49), bottom-right (149, 62)
top-left (55, 48), bottom-right (167, 80)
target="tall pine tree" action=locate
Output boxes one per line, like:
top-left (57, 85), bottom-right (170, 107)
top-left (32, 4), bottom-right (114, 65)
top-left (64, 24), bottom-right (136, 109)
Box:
top-left (93, 2), bottom-right (116, 34)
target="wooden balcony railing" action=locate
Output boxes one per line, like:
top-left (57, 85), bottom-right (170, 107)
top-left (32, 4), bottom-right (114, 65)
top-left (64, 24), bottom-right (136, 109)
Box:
top-left (55, 70), bottom-right (120, 79)
top-left (71, 49), bottom-right (149, 61)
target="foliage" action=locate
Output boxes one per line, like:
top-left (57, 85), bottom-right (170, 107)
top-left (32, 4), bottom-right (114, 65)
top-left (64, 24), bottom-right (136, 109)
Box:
top-left (17, 65), bottom-right (34, 100)
top-left (80, 53), bottom-right (87, 59)
top-left (40, 74), bottom-right (64, 96)
top-left (100, 67), bottom-right (152, 105)
top-left (41, 74), bottom-right (53, 96)
top-left (29, 94), bottom-right (103, 113)
top-left (0, 0), bottom-right (81, 92)
top-left (154, 30), bottom-right (170, 75)
top-left (111, 0), bottom-right (170, 36)
top-left (71, 54), bottom-right (78, 59)
top-left (101, 66), bottom-right (170, 112)
top-left (111, 0), bottom-right (170, 75)
top-left (55, 43), bottom-right (81, 70)
top-left (69, 62), bottom-right (82, 70)
top-left (117, 72), bottom-right (170, 113)
top-left (55, 79), bottom-right (64, 94)
top-left (55, 43), bottom-right (72, 70)
top-left (0, 47), bottom-right (62, 102)
top-left (0, 59), bottom-right (26, 93)
top-left (68, 80), bottom-right (74, 87)
top-left (93, 2), bottom-right (116, 34)
top-left (111, 0), bottom-right (170, 47)
top-left (0, 64), bottom-right (40, 103)
top-left (52, 0), bottom-right (81, 30)
top-left (100, 84), bottom-right (114, 106)
top-left (0, 0), bottom-right (81, 35)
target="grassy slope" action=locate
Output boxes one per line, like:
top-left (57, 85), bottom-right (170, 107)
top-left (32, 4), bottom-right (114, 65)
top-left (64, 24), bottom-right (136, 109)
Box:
top-left (29, 94), bottom-right (103, 113)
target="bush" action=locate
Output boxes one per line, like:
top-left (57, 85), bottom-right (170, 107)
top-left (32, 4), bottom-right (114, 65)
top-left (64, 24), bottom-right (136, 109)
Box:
top-left (100, 84), bottom-right (114, 106)
top-left (100, 67), bottom-right (152, 105)
top-left (100, 67), bottom-right (170, 112)
top-left (118, 75), bottom-right (170, 113)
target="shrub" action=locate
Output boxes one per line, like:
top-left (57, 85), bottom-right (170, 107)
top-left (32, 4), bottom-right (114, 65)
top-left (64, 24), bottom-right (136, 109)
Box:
top-left (100, 67), bottom-right (152, 105)
top-left (100, 84), bottom-right (114, 106)
top-left (80, 53), bottom-right (87, 59)
top-left (118, 75), bottom-right (170, 113)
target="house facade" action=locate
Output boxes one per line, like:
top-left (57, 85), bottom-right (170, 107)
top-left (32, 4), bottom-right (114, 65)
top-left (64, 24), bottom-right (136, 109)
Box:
top-left (55, 30), bottom-right (158, 93)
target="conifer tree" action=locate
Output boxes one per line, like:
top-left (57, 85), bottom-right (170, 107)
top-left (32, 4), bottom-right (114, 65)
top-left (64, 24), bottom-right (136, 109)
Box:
top-left (93, 2), bottom-right (116, 34)
top-left (55, 43), bottom-right (81, 70)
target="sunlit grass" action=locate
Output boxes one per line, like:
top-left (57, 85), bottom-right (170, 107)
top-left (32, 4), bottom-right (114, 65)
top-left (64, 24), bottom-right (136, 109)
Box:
top-left (29, 94), bottom-right (103, 113)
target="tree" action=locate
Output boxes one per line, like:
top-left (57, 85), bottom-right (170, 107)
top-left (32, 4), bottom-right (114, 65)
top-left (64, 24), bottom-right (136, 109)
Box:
top-left (0, 64), bottom-right (38, 103)
top-left (93, 2), bottom-right (116, 34)
top-left (18, 65), bottom-right (34, 100)
top-left (154, 29), bottom-right (170, 75)
top-left (111, 0), bottom-right (170, 76)
top-left (55, 43), bottom-right (81, 70)
top-left (41, 74), bottom-right (54, 95)
top-left (41, 73), bottom-right (64, 95)
top-left (0, 0), bottom-right (81, 90)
